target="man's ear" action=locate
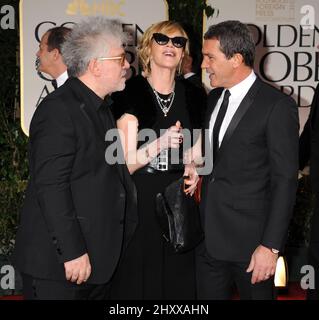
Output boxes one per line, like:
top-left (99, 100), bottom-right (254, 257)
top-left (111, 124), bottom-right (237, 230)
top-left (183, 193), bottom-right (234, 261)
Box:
top-left (88, 58), bottom-right (101, 76)
top-left (232, 53), bottom-right (244, 68)
top-left (52, 48), bottom-right (60, 61)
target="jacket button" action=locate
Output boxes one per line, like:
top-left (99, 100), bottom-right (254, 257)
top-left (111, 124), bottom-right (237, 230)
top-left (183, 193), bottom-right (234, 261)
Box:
top-left (57, 248), bottom-right (62, 255)
top-left (119, 193), bottom-right (125, 198)
top-left (211, 177), bottom-right (215, 182)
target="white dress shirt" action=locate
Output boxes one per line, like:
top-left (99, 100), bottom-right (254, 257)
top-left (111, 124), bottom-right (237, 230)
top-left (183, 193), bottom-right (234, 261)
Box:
top-left (56, 70), bottom-right (68, 88)
top-left (184, 72), bottom-right (196, 79)
top-left (208, 71), bottom-right (257, 156)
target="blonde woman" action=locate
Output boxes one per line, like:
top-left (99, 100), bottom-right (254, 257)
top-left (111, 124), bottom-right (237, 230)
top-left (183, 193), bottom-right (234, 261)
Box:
top-left (110, 21), bottom-right (206, 299)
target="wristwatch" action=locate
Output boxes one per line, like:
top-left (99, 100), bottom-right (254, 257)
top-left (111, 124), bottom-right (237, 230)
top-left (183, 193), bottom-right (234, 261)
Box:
top-left (264, 245), bottom-right (279, 254)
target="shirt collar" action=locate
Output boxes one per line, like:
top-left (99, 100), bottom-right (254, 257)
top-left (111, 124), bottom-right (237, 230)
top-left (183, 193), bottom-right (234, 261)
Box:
top-left (56, 70), bottom-right (68, 88)
top-left (227, 70), bottom-right (256, 100)
top-left (75, 77), bottom-right (104, 111)
top-left (184, 72), bottom-right (196, 79)
top-left (104, 95), bottom-right (113, 107)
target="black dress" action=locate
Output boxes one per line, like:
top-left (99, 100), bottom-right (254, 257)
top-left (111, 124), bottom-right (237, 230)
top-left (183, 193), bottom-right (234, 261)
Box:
top-left (110, 75), bottom-right (206, 300)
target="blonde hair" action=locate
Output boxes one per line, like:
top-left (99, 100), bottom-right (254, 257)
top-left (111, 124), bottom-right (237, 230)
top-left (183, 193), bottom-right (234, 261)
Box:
top-left (138, 21), bottom-right (189, 76)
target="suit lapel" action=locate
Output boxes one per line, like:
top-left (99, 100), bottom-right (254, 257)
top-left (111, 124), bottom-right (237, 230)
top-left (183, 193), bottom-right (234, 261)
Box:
top-left (203, 88), bottom-right (223, 173)
top-left (213, 78), bottom-right (262, 170)
top-left (205, 88), bottom-right (224, 129)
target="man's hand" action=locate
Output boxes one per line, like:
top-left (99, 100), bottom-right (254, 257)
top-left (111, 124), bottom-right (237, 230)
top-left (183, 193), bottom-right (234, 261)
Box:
top-left (246, 245), bottom-right (278, 284)
top-left (64, 253), bottom-right (91, 285)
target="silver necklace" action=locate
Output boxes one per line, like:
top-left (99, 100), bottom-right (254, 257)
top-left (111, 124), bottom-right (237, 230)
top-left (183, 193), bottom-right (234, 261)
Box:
top-left (152, 88), bottom-right (175, 117)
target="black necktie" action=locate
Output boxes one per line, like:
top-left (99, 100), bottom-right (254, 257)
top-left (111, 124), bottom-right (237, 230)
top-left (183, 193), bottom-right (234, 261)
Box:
top-left (212, 89), bottom-right (231, 163)
top-left (51, 79), bottom-right (57, 90)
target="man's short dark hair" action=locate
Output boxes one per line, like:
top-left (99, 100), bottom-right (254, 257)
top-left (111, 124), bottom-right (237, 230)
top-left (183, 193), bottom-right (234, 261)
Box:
top-left (47, 26), bottom-right (72, 53)
top-left (204, 20), bottom-right (255, 68)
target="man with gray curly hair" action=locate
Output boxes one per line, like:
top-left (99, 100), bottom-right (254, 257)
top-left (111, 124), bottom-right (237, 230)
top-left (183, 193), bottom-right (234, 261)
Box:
top-left (13, 16), bottom-right (137, 300)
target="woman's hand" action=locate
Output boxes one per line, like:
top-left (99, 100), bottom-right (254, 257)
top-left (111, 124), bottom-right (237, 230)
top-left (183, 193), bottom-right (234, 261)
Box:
top-left (183, 162), bottom-right (199, 196)
top-left (159, 121), bottom-right (183, 150)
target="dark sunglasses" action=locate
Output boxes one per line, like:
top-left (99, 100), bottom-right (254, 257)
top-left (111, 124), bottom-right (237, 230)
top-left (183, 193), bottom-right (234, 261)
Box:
top-left (153, 33), bottom-right (187, 48)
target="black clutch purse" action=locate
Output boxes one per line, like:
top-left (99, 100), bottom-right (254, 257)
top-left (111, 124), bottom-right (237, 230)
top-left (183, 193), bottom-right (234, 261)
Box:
top-left (155, 177), bottom-right (204, 253)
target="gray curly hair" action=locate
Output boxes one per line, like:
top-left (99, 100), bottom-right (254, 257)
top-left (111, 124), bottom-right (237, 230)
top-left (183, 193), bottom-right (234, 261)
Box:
top-left (61, 16), bottom-right (127, 77)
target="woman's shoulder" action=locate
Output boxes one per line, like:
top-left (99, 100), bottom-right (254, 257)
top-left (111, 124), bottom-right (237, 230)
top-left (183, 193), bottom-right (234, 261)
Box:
top-left (111, 75), bottom-right (145, 119)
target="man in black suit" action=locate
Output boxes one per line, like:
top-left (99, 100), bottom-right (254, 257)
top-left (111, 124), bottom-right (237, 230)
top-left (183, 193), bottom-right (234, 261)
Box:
top-left (299, 83), bottom-right (319, 300)
top-left (36, 26), bottom-right (71, 89)
top-left (196, 20), bottom-right (299, 300)
top-left (182, 53), bottom-right (205, 89)
top-left (13, 17), bottom-right (137, 300)
top-left (180, 23), bottom-right (206, 92)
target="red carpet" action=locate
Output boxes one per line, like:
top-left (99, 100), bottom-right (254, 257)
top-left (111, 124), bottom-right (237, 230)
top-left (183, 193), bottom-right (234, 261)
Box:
top-left (0, 282), bottom-right (306, 300)
top-left (0, 295), bottom-right (23, 300)
top-left (277, 282), bottom-right (306, 300)
top-left (231, 282), bottom-right (306, 300)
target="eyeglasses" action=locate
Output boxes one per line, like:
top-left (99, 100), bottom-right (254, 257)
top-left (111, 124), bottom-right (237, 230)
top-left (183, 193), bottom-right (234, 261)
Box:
top-left (153, 33), bottom-right (187, 49)
top-left (97, 53), bottom-right (126, 66)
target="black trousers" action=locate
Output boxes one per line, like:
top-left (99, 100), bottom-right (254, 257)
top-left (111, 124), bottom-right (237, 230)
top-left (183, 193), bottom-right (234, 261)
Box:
top-left (22, 273), bottom-right (111, 300)
top-left (307, 193), bottom-right (319, 300)
top-left (196, 243), bottom-right (275, 300)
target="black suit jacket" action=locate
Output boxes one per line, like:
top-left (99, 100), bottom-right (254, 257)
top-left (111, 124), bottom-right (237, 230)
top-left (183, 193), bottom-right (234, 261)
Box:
top-left (201, 77), bottom-right (299, 262)
top-left (13, 77), bottom-right (138, 284)
top-left (299, 83), bottom-right (319, 193)
top-left (185, 74), bottom-right (205, 90)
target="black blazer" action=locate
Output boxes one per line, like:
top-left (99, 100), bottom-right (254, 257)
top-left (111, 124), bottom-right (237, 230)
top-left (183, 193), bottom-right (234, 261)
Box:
top-left (299, 83), bottom-right (319, 193)
top-left (184, 73), bottom-right (206, 91)
top-left (201, 77), bottom-right (299, 262)
top-left (13, 77), bottom-right (138, 284)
